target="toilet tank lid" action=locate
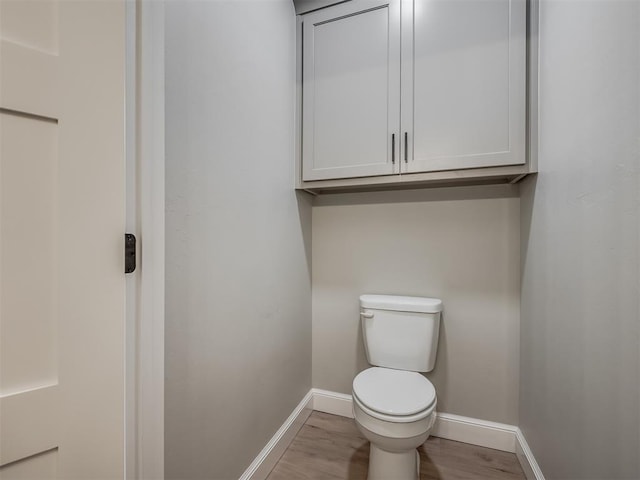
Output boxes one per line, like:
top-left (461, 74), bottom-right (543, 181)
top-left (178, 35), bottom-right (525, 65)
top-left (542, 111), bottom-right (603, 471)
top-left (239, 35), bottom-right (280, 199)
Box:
top-left (360, 294), bottom-right (443, 313)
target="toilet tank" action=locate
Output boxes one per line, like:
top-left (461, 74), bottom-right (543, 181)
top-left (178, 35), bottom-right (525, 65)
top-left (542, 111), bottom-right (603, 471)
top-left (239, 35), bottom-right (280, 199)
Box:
top-left (360, 294), bottom-right (442, 372)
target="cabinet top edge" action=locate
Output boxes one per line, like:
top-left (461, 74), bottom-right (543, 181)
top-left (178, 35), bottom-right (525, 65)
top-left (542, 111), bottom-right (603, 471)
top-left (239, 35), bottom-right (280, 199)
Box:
top-left (294, 0), bottom-right (351, 15)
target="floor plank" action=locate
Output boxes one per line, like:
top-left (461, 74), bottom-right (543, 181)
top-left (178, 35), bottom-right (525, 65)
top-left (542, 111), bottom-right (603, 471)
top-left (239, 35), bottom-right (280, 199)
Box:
top-left (267, 412), bottom-right (525, 480)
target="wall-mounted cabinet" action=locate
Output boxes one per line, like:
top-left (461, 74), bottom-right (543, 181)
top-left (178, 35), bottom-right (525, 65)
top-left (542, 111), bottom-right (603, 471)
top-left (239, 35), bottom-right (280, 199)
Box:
top-left (297, 0), bottom-right (534, 193)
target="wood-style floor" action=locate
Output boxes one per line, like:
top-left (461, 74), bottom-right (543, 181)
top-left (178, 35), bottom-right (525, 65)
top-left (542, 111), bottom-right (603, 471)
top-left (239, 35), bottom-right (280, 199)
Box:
top-left (267, 412), bottom-right (526, 480)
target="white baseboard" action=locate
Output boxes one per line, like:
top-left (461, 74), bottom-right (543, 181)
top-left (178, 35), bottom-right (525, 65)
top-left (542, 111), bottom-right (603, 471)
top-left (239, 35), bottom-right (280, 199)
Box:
top-left (309, 389), bottom-right (518, 453)
top-left (240, 388), bottom-right (545, 480)
top-left (431, 412), bottom-right (517, 453)
top-left (515, 428), bottom-right (546, 480)
top-left (311, 388), bottom-right (354, 418)
top-left (239, 390), bottom-right (313, 480)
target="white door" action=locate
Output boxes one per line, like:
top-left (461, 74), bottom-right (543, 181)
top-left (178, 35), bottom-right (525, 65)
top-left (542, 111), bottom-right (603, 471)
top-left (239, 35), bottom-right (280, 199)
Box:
top-left (0, 1), bottom-right (126, 478)
top-left (302, 0), bottom-right (401, 181)
top-left (401, 0), bottom-right (526, 173)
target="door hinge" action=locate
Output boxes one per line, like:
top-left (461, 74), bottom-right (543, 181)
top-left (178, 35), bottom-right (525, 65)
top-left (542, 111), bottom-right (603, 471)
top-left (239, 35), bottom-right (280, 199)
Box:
top-left (125, 233), bottom-right (136, 274)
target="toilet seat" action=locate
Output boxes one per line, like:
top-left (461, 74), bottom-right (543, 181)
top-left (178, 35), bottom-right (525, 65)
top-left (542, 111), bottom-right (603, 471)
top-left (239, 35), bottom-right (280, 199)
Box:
top-left (352, 367), bottom-right (436, 423)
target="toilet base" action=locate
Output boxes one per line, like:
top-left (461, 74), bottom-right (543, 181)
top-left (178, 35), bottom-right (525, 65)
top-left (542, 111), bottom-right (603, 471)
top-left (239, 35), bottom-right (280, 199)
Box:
top-left (367, 444), bottom-right (420, 480)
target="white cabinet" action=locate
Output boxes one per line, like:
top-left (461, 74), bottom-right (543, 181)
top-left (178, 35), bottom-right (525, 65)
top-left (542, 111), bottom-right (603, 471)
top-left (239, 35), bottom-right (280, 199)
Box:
top-left (300, 0), bottom-right (528, 187)
top-left (302, 0), bottom-right (401, 181)
top-left (402, 0), bottom-right (526, 173)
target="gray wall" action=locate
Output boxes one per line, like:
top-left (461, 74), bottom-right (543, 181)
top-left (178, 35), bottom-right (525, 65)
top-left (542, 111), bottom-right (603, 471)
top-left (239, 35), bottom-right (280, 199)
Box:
top-left (164, 1), bottom-right (312, 478)
top-left (520, 1), bottom-right (640, 478)
top-left (312, 186), bottom-right (521, 424)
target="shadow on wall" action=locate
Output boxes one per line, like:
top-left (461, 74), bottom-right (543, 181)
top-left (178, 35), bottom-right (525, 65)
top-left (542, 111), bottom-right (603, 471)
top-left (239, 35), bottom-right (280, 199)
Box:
top-left (355, 313), bottom-right (369, 375)
top-left (296, 190), bottom-right (314, 283)
top-left (426, 312), bottom-right (449, 406)
top-left (518, 174), bottom-right (538, 281)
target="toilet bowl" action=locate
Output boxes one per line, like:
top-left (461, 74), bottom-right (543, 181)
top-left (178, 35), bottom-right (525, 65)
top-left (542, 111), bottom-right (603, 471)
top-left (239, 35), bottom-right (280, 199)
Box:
top-left (352, 367), bottom-right (437, 480)
top-left (353, 295), bottom-right (443, 480)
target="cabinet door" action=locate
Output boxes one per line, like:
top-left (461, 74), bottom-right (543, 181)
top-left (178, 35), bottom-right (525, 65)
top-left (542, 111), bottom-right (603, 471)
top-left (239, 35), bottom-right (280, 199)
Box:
top-left (401, 0), bottom-right (526, 173)
top-left (302, 0), bottom-right (400, 181)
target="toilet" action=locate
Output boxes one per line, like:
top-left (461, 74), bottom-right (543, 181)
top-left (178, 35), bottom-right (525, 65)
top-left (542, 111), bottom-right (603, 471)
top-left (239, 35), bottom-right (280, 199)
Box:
top-left (352, 294), bottom-right (442, 480)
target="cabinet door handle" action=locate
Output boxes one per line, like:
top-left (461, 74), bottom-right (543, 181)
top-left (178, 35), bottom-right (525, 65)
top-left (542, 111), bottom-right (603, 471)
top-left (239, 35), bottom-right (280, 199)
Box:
top-left (404, 132), bottom-right (408, 163)
top-left (391, 133), bottom-right (396, 164)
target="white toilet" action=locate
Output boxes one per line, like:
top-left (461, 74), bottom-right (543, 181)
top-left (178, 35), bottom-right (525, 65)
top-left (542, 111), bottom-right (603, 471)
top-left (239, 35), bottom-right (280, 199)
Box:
top-left (352, 294), bottom-right (442, 480)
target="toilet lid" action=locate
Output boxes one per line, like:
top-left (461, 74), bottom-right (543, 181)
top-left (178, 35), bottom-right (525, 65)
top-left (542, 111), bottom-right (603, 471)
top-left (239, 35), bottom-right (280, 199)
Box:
top-left (352, 367), bottom-right (436, 416)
